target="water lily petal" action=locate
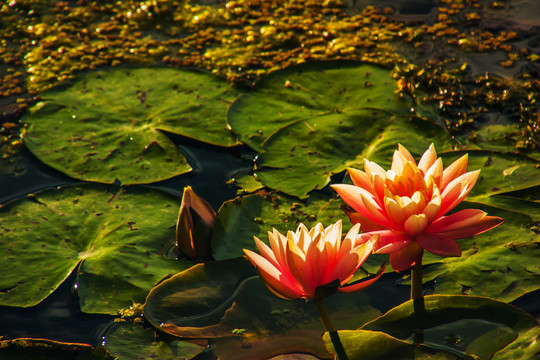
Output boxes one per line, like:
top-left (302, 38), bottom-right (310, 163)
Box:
top-left (415, 233), bottom-right (462, 257)
top-left (398, 143), bottom-right (416, 163)
top-left (371, 173), bottom-right (386, 206)
top-left (339, 262), bottom-right (386, 293)
top-left (371, 230), bottom-right (412, 254)
top-left (439, 170), bottom-right (480, 216)
top-left (342, 207), bottom-right (388, 231)
top-left (244, 249), bottom-right (303, 299)
top-left (418, 143), bottom-right (437, 174)
top-left (364, 159), bottom-right (387, 179)
top-left (254, 236), bottom-right (279, 267)
top-left (424, 158), bottom-right (443, 187)
top-left (404, 213), bottom-right (428, 236)
top-left (331, 184), bottom-right (393, 228)
top-left (330, 251), bottom-right (362, 284)
top-left (423, 188), bottom-right (441, 222)
top-left (285, 238), bottom-right (314, 295)
top-left (440, 153), bottom-right (468, 190)
top-left (391, 149), bottom-right (410, 175)
top-left (348, 167), bottom-right (372, 192)
top-left (427, 209), bottom-right (504, 238)
top-left (334, 238), bottom-right (375, 286)
top-left (389, 242), bottom-right (423, 272)
top-left (384, 197), bottom-right (407, 229)
top-left (268, 229), bottom-right (289, 271)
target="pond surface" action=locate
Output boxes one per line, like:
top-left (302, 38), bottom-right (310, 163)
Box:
top-left (0, 0), bottom-right (538, 359)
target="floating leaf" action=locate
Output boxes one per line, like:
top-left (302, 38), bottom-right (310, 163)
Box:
top-left (144, 257), bottom-right (381, 360)
top-left (228, 61), bottom-right (409, 152)
top-left (103, 322), bottom-right (205, 360)
top-left (0, 184), bottom-right (193, 314)
top-left (22, 67), bottom-right (243, 184)
top-left (421, 203), bottom-right (540, 302)
top-left (323, 330), bottom-right (470, 360)
top-left (0, 338), bottom-right (113, 360)
top-left (211, 192), bottom-right (348, 261)
top-left (228, 60), bottom-right (454, 198)
top-left (251, 113), bottom-right (453, 198)
top-left (439, 150), bottom-right (540, 202)
top-left (360, 295), bottom-right (540, 360)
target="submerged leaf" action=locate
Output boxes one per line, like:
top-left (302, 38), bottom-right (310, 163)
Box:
top-left (144, 258), bottom-right (381, 360)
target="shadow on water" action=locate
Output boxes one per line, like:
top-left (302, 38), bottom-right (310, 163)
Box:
top-left (0, 267), bottom-right (113, 346)
top-left (144, 130), bottom-right (257, 210)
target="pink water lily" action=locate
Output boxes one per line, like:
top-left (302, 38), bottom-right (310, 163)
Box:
top-left (244, 220), bottom-right (384, 300)
top-left (332, 144), bottom-right (503, 272)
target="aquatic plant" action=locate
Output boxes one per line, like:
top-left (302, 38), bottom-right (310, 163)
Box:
top-left (332, 144), bottom-right (504, 299)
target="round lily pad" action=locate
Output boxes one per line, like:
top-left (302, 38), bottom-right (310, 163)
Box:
top-left (0, 184), bottom-right (194, 314)
top-left (22, 67), bottom-right (243, 184)
top-left (256, 113), bottom-right (455, 198)
top-left (228, 61), bottom-right (410, 152)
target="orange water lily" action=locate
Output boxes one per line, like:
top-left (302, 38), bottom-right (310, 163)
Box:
top-left (243, 220), bottom-right (384, 300)
top-left (332, 144), bottom-right (504, 272)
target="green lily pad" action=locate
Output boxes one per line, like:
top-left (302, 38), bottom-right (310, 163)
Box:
top-left (103, 322), bottom-right (205, 360)
top-left (228, 59), bottom-right (455, 198)
top-left (439, 150), bottom-right (540, 202)
top-left (144, 257), bottom-right (381, 360)
top-left (211, 192), bottom-right (349, 261)
top-left (360, 295), bottom-right (540, 360)
top-left (0, 184), bottom-right (193, 314)
top-left (22, 67), bottom-right (243, 184)
top-left (0, 338), bottom-right (113, 360)
top-left (421, 203), bottom-right (540, 302)
top-left (323, 330), bottom-right (472, 360)
top-left (228, 61), bottom-right (409, 152)
top-left (258, 113), bottom-right (457, 198)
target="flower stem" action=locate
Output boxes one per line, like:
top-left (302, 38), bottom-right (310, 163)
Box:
top-left (411, 261), bottom-right (423, 300)
top-left (314, 299), bottom-right (349, 360)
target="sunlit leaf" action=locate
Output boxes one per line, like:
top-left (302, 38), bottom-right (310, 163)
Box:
top-left (421, 202), bottom-right (540, 302)
top-left (228, 59), bottom-right (455, 198)
top-left (360, 295), bottom-right (540, 360)
top-left (0, 184), bottom-right (193, 314)
top-left (323, 329), bottom-right (471, 360)
top-left (211, 192), bottom-right (348, 261)
top-left (228, 61), bottom-right (409, 152)
top-left (22, 67), bottom-right (243, 184)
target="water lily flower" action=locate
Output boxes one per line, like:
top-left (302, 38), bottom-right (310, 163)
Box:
top-left (176, 186), bottom-right (216, 259)
top-left (332, 144), bottom-right (503, 273)
top-left (243, 220), bottom-right (384, 301)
